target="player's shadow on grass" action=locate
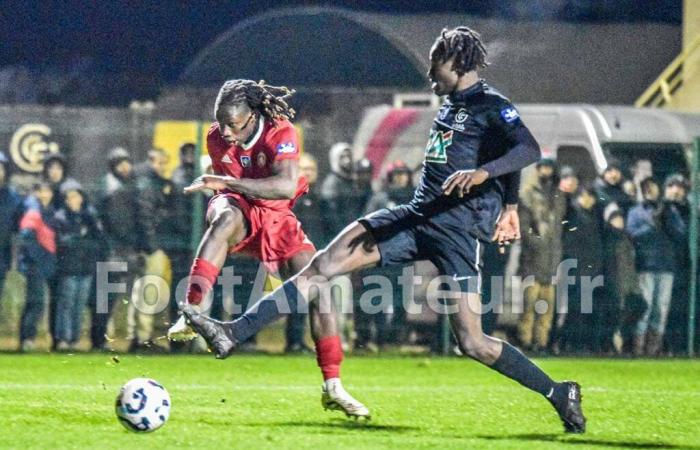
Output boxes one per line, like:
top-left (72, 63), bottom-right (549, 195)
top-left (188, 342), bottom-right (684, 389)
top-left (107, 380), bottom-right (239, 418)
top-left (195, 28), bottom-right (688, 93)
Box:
top-left (476, 433), bottom-right (697, 449)
top-left (245, 419), bottom-right (416, 433)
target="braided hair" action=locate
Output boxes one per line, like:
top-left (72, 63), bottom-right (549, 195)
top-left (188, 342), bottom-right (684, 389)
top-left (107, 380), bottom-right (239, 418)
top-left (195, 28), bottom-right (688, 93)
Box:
top-left (430, 26), bottom-right (488, 75)
top-left (215, 79), bottom-right (296, 121)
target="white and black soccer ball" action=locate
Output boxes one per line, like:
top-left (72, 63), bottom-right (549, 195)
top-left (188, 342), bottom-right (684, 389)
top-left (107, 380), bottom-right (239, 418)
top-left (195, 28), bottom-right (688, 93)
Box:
top-left (115, 378), bottom-right (171, 432)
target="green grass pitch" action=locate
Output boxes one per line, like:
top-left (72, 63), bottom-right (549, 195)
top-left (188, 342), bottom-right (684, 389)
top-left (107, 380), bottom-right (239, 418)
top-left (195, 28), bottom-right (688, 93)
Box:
top-left (1, 354), bottom-right (699, 449)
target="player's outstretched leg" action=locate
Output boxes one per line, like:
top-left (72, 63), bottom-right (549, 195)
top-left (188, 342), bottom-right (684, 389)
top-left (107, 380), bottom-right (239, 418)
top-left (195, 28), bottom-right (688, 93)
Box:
top-left (183, 222), bottom-right (378, 418)
top-left (449, 292), bottom-right (586, 433)
top-left (168, 197), bottom-right (247, 342)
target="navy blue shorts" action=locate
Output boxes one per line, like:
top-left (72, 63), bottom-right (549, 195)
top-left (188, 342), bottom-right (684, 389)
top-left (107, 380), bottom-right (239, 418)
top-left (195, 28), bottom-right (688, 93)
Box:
top-left (359, 205), bottom-right (486, 294)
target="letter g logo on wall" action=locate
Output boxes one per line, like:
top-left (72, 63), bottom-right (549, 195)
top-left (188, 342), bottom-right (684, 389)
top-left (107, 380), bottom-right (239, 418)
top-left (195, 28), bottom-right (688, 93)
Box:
top-left (10, 123), bottom-right (60, 173)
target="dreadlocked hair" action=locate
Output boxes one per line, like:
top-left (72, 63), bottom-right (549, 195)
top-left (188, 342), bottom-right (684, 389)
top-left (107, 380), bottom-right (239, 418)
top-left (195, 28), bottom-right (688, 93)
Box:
top-left (431, 26), bottom-right (488, 75)
top-left (215, 79), bottom-right (296, 121)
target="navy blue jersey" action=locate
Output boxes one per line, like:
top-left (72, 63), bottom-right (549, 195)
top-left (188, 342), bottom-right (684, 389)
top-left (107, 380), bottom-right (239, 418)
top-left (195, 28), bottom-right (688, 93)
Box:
top-left (409, 80), bottom-right (533, 216)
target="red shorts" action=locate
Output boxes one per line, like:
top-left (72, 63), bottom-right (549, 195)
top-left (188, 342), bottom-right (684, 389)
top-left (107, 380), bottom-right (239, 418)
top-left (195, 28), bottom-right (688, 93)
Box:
top-left (208, 193), bottom-right (316, 273)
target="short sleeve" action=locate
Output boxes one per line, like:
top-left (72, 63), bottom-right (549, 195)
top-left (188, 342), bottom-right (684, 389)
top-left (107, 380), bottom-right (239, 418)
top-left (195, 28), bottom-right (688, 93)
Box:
top-left (207, 123), bottom-right (225, 175)
top-left (267, 121), bottom-right (300, 162)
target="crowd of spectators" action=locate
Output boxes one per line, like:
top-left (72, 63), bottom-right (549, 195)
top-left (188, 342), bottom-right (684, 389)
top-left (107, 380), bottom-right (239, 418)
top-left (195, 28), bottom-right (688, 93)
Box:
top-left (0, 143), bottom-right (697, 356)
top-left (517, 158), bottom-right (693, 357)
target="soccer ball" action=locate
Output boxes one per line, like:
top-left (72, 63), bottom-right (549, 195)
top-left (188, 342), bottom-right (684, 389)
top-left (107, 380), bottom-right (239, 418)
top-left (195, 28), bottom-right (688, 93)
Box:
top-left (115, 378), bottom-right (171, 432)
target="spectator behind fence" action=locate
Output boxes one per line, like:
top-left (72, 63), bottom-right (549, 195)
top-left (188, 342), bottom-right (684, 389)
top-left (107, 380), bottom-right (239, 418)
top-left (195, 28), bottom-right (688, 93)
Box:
top-left (518, 158), bottom-right (566, 352)
top-left (626, 177), bottom-right (675, 356)
top-left (557, 186), bottom-right (604, 354)
top-left (169, 142), bottom-right (197, 353)
top-left (0, 151), bottom-right (23, 299)
top-left (660, 174), bottom-right (690, 355)
top-left (287, 153), bottom-right (325, 353)
top-left (130, 149), bottom-right (176, 353)
top-left (602, 209), bottom-right (641, 355)
top-left (94, 147), bottom-right (141, 350)
top-left (18, 181), bottom-right (57, 352)
top-left (53, 180), bottom-right (105, 351)
top-left (594, 159), bottom-right (632, 216)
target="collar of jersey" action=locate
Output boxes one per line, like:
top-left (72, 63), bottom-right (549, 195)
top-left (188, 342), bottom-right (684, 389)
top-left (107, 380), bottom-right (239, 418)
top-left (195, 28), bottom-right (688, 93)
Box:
top-left (240, 116), bottom-right (265, 150)
top-left (449, 79), bottom-right (485, 102)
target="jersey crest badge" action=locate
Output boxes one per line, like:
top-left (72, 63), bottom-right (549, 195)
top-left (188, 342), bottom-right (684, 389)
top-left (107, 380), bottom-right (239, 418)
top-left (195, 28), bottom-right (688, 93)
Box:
top-left (455, 108), bottom-right (469, 123)
top-left (276, 142), bottom-right (296, 154)
top-left (425, 129), bottom-right (453, 164)
top-left (240, 155), bottom-right (251, 167)
top-left (500, 107), bottom-right (519, 123)
top-left (257, 152), bottom-right (267, 168)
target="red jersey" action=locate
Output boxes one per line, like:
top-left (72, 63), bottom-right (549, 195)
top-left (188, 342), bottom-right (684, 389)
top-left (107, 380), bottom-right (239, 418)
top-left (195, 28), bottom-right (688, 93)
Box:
top-left (207, 117), bottom-right (307, 210)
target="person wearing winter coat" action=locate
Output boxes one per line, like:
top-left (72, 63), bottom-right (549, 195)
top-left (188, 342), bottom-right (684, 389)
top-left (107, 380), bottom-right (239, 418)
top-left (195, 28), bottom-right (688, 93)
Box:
top-left (18, 181), bottom-right (57, 352)
top-left (626, 177), bottom-right (676, 356)
top-left (518, 158), bottom-right (566, 351)
top-left (53, 180), bottom-right (105, 351)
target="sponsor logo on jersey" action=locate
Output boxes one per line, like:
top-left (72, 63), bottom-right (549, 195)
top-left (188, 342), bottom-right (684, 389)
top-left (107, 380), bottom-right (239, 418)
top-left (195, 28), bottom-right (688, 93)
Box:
top-left (500, 107), bottom-right (520, 123)
top-left (240, 155), bottom-right (251, 167)
top-left (424, 129), bottom-right (453, 164)
top-left (276, 142), bottom-right (296, 154)
top-left (256, 152), bottom-right (267, 168)
top-left (455, 108), bottom-right (469, 123)
top-left (221, 154), bottom-right (233, 164)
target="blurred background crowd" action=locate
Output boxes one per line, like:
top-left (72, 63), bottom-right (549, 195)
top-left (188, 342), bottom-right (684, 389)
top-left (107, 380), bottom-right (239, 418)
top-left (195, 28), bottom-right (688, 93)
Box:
top-left (0, 140), bottom-right (697, 358)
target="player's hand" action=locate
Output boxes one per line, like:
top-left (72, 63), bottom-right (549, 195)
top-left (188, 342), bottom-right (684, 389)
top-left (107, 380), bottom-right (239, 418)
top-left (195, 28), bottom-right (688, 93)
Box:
top-left (492, 206), bottom-right (521, 252)
top-left (442, 168), bottom-right (489, 197)
top-left (183, 175), bottom-right (230, 194)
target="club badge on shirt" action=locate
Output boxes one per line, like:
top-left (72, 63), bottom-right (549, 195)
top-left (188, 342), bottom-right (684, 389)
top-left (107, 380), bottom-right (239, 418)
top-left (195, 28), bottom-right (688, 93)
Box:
top-left (240, 155), bottom-right (251, 167)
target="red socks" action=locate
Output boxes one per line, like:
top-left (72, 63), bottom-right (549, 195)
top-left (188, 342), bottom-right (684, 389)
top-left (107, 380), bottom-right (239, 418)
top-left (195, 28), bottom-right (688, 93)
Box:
top-left (316, 335), bottom-right (343, 380)
top-left (185, 258), bottom-right (220, 305)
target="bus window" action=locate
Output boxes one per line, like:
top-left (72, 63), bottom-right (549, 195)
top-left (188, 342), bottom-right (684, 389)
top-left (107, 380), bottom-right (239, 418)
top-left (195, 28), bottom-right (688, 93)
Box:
top-left (556, 145), bottom-right (597, 184)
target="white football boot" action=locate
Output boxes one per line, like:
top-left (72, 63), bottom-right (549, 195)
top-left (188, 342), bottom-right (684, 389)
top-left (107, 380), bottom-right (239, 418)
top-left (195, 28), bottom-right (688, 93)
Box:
top-left (321, 378), bottom-right (371, 420)
top-left (167, 309), bottom-right (198, 341)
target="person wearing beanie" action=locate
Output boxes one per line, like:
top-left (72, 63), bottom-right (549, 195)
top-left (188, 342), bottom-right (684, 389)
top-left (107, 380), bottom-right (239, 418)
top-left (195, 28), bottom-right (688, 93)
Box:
top-left (18, 181), bottom-right (57, 352)
top-left (660, 173), bottom-right (690, 355)
top-left (626, 177), bottom-right (676, 356)
top-left (94, 146), bottom-right (140, 351)
top-left (52, 180), bottom-right (104, 351)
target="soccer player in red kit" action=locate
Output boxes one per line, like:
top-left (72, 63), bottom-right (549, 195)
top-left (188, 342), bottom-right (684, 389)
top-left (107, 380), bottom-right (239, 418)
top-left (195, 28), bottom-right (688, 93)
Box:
top-left (168, 79), bottom-right (369, 418)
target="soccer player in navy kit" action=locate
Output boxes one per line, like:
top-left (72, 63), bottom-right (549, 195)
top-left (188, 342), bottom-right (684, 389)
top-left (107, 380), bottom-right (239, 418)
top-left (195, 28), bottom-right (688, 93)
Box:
top-left (183, 27), bottom-right (586, 432)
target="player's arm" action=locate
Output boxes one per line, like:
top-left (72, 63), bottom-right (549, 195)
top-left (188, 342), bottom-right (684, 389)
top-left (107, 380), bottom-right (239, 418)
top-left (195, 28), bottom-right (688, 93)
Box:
top-left (442, 126), bottom-right (540, 197)
top-left (184, 159), bottom-right (298, 200)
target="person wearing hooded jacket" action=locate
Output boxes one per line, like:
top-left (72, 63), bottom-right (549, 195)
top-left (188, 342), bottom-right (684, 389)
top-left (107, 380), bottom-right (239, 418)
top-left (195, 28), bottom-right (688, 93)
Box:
top-left (0, 151), bottom-right (23, 300)
top-left (518, 158), bottom-right (566, 352)
top-left (320, 142), bottom-right (356, 235)
top-left (18, 181), bottom-right (57, 352)
top-left (53, 180), bottom-right (105, 351)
